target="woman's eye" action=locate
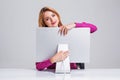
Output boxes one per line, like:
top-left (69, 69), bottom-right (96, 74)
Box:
top-left (45, 18), bottom-right (49, 21)
top-left (52, 14), bottom-right (55, 17)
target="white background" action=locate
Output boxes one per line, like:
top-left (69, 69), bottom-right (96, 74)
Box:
top-left (0, 0), bottom-right (120, 69)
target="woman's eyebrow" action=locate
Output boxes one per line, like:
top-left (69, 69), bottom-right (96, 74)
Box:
top-left (44, 16), bottom-right (49, 19)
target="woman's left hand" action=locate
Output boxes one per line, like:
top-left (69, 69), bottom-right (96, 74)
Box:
top-left (59, 23), bottom-right (75, 36)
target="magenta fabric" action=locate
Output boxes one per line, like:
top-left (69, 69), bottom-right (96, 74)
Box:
top-left (36, 22), bottom-right (97, 71)
top-left (36, 59), bottom-right (77, 70)
top-left (75, 22), bottom-right (97, 33)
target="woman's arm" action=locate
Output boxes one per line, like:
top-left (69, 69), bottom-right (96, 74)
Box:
top-left (36, 51), bottom-right (69, 70)
top-left (59, 22), bottom-right (97, 35)
top-left (36, 59), bottom-right (52, 71)
top-left (75, 22), bottom-right (97, 33)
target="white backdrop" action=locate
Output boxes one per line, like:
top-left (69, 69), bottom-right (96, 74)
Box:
top-left (0, 0), bottom-right (120, 69)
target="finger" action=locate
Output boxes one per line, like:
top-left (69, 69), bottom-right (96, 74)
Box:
top-left (59, 50), bottom-right (63, 53)
top-left (64, 51), bottom-right (69, 53)
top-left (63, 51), bottom-right (69, 57)
top-left (60, 26), bottom-right (65, 35)
top-left (63, 54), bottom-right (68, 60)
top-left (61, 27), bottom-right (65, 36)
top-left (64, 28), bottom-right (68, 35)
top-left (61, 26), bottom-right (65, 36)
top-left (63, 27), bottom-right (66, 36)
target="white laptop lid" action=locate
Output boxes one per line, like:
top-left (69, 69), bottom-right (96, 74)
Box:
top-left (36, 27), bottom-right (90, 63)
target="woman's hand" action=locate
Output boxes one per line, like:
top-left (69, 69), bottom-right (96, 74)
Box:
top-left (59, 23), bottom-right (75, 35)
top-left (50, 51), bottom-right (69, 63)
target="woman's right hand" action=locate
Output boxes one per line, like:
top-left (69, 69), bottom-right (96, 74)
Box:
top-left (50, 51), bottom-right (69, 63)
top-left (59, 23), bottom-right (75, 36)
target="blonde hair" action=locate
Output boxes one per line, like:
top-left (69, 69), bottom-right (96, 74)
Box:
top-left (38, 7), bottom-right (63, 27)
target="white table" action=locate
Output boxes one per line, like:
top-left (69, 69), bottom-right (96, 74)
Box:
top-left (0, 68), bottom-right (120, 80)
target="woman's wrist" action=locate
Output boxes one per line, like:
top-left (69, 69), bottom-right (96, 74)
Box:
top-left (50, 57), bottom-right (55, 63)
top-left (66, 22), bottom-right (76, 29)
top-left (72, 22), bottom-right (76, 28)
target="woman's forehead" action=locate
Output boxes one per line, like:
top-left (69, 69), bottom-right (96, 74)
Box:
top-left (43, 11), bottom-right (56, 17)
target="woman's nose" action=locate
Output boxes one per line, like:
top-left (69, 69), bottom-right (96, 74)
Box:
top-left (50, 18), bottom-right (54, 22)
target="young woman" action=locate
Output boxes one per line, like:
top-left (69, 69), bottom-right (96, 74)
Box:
top-left (36, 6), bottom-right (97, 70)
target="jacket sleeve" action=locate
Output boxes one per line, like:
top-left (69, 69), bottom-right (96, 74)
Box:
top-left (36, 59), bottom-right (52, 71)
top-left (75, 22), bottom-right (97, 33)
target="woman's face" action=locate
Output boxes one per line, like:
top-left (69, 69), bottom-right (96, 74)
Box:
top-left (43, 11), bottom-right (59, 27)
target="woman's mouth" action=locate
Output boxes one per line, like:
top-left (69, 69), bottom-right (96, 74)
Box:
top-left (51, 21), bottom-right (56, 25)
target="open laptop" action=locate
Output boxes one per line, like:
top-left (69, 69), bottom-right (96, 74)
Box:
top-left (36, 27), bottom-right (90, 63)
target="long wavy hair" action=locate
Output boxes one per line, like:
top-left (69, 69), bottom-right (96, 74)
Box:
top-left (38, 7), bottom-right (63, 27)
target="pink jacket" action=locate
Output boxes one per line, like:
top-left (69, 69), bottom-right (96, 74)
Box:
top-left (36, 22), bottom-right (97, 71)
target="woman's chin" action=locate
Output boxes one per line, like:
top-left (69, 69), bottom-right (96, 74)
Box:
top-left (49, 26), bottom-right (57, 27)
top-left (52, 25), bottom-right (58, 27)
